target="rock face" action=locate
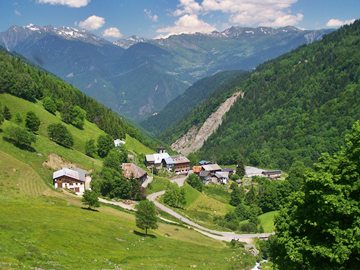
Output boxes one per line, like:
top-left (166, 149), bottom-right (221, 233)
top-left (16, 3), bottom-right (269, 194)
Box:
top-left (171, 92), bottom-right (243, 155)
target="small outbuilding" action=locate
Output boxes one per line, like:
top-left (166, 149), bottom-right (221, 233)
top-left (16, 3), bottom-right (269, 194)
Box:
top-left (122, 163), bottom-right (148, 183)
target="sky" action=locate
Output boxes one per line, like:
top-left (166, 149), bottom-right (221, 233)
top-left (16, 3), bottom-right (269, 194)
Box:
top-left (0, 0), bottom-right (359, 39)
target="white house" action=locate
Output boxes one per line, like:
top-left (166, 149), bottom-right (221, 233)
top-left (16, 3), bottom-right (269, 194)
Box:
top-left (114, 139), bottom-right (126, 147)
top-left (53, 167), bottom-right (91, 195)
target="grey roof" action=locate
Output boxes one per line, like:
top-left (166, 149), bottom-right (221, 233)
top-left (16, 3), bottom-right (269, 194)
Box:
top-left (53, 167), bottom-right (88, 182)
top-left (171, 155), bottom-right (190, 164)
top-left (164, 157), bottom-right (175, 165)
top-left (202, 164), bottom-right (222, 171)
top-left (199, 171), bottom-right (210, 177)
top-left (215, 171), bottom-right (229, 179)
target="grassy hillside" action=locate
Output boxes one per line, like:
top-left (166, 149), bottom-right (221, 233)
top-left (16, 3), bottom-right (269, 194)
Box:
top-left (177, 184), bottom-right (235, 230)
top-left (196, 20), bottom-right (360, 169)
top-left (0, 48), bottom-right (156, 150)
top-left (0, 151), bottom-right (255, 269)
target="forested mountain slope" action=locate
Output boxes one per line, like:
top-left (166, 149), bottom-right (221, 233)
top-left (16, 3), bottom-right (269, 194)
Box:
top-left (198, 20), bottom-right (360, 170)
top-left (0, 49), bottom-right (155, 148)
top-left (141, 70), bottom-right (247, 134)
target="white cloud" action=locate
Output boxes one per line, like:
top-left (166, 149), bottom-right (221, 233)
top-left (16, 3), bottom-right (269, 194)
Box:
top-left (103, 27), bottom-right (123, 38)
top-left (156, 14), bottom-right (215, 38)
top-left (171, 0), bottom-right (303, 27)
top-left (14, 9), bottom-right (21, 16)
top-left (144, 9), bottom-right (158, 22)
top-left (79, 15), bottom-right (105, 30)
top-left (37, 0), bottom-right (90, 8)
top-left (326, 18), bottom-right (355, 28)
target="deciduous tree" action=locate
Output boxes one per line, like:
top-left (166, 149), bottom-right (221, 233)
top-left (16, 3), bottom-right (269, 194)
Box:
top-left (135, 200), bottom-right (158, 235)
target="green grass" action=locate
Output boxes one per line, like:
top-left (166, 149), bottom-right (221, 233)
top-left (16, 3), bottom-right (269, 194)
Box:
top-left (1, 93), bottom-right (107, 153)
top-left (258, 211), bottom-right (278, 233)
top-left (0, 94), bottom-right (256, 269)
top-left (175, 184), bottom-right (235, 230)
top-left (125, 134), bottom-right (154, 155)
top-left (203, 185), bottom-right (231, 204)
top-left (146, 176), bottom-right (174, 194)
top-left (0, 150), bottom-right (255, 269)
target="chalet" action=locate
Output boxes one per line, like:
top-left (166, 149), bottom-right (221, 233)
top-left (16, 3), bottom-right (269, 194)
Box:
top-left (162, 157), bottom-right (175, 171)
top-left (215, 171), bottom-right (229, 184)
top-left (53, 167), bottom-right (91, 195)
top-left (201, 163), bottom-right (222, 175)
top-left (145, 152), bottom-right (170, 168)
top-left (114, 139), bottom-right (125, 147)
top-left (172, 155), bottom-right (191, 174)
top-left (122, 163), bottom-right (147, 183)
top-left (262, 170), bottom-right (282, 179)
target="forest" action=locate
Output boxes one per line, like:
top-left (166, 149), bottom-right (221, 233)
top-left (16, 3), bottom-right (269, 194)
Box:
top-left (197, 20), bottom-right (360, 170)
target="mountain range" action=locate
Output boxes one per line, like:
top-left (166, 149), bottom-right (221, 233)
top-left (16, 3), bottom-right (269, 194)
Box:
top-left (0, 24), bottom-right (332, 122)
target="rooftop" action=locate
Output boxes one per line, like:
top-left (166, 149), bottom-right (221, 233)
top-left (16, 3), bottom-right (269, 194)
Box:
top-left (122, 163), bottom-right (147, 179)
top-left (53, 167), bottom-right (88, 182)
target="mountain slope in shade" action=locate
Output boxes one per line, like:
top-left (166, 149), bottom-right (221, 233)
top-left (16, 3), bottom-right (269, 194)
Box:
top-left (197, 20), bottom-right (360, 170)
top-left (0, 24), bottom-right (332, 122)
top-left (141, 70), bottom-right (247, 135)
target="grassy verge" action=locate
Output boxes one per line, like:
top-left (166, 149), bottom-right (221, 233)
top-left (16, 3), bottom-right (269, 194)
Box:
top-left (258, 211), bottom-right (278, 233)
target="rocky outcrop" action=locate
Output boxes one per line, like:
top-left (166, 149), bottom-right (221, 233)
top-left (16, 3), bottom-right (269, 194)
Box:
top-left (171, 91), bottom-right (243, 155)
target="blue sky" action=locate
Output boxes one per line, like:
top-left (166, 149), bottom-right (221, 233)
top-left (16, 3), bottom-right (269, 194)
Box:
top-left (1, 0), bottom-right (359, 39)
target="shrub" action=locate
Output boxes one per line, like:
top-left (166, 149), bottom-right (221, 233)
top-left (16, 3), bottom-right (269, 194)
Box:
top-left (42, 97), bottom-right (57, 114)
top-left (25, 111), bottom-right (40, 133)
top-left (47, 123), bottom-right (74, 148)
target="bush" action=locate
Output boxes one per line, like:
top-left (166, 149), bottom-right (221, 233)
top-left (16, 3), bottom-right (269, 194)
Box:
top-left (163, 185), bottom-right (186, 208)
top-left (3, 105), bottom-right (11, 120)
top-left (82, 190), bottom-right (100, 209)
top-left (25, 111), bottom-right (40, 133)
top-left (42, 97), bottom-right (57, 114)
top-left (47, 123), bottom-right (74, 148)
top-left (85, 139), bottom-right (96, 157)
top-left (97, 134), bottom-right (114, 158)
top-left (61, 105), bottom-right (86, 129)
top-left (4, 125), bottom-right (36, 148)
top-left (103, 149), bottom-right (127, 170)
top-left (187, 173), bottom-right (203, 191)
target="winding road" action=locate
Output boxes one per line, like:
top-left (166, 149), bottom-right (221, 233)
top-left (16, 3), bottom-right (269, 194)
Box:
top-left (146, 191), bottom-right (273, 243)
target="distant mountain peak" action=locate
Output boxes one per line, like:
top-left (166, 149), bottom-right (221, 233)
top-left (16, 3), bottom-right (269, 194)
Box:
top-left (113, 35), bottom-right (147, 48)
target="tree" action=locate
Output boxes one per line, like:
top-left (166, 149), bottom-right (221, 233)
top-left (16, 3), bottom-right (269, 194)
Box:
top-left (4, 125), bottom-right (36, 148)
top-left (163, 185), bottom-right (186, 208)
top-left (270, 121), bottom-right (360, 270)
top-left (97, 134), bottom-right (114, 158)
top-left (85, 139), bottom-right (96, 157)
top-left (42, 96), bottom-right (57, 114)
top-left (47, 123), bottom-right (74, 148)
top-left (3, 105), bottom-right (11, 120)
top-left (135, 200), bottom-right (158, 235)
top-left (0, 111), bottom-right (4, 125)
top-left (61, 105), bottom-right (86, 129)
top-left (229, 185), bottom-right (243, 206)
top-left (103, 149), bottom-right (122, 170)
top-left (82, 190), bottom-right (100, 209)
top-left (236, 159), bottom-right (246, 179)
top-left (25, 111), bottom-right (40, 133)
top-left (187, 173), bottom-right (203, 191)
top-left (15, 112), bottom-right (23, 124)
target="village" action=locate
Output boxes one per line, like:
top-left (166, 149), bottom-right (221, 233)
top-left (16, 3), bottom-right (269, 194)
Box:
top-left (53, 142), bottom-right (282, 196)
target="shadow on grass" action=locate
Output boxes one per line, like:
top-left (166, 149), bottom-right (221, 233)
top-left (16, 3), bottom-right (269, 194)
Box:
top-left (81, 207), bottom-right (99, 212)
top-left (133, 230), bottom-right (156, 238)
top-left (3, 137), bottom-right (36, 152)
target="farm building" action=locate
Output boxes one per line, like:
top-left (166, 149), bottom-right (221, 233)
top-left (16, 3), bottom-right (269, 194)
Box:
top-left (53, 167), bottom-right (91, 195)
top-left (202, 164), bottom-right (222, 174)
top-left (262, 170), bottom-right (282, 179)
top-left (114, 139), bottom-right (125, 147)
top-left (171, 155), bottom-right (191, 174)
top-left (145, 152), bottom-right (170, 168)
top-left (122, 163), bottom-right (148, 183)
